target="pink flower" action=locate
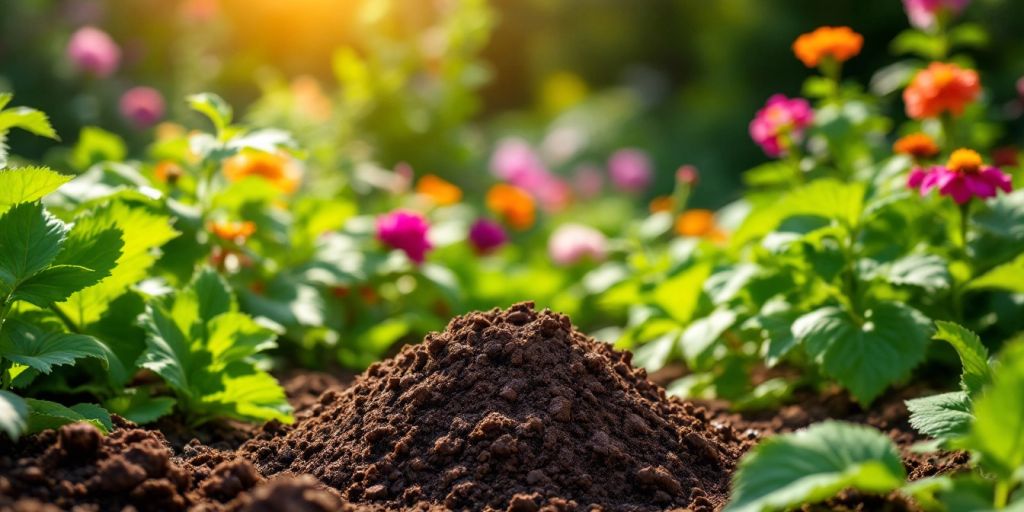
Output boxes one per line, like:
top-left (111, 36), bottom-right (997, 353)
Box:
top-left (119, 87), bottom-right (165, 128)
top-left (490, 138), bottom-right (572, 212)
top-left (573, 164), bottom-right (604, 200)
top-left (903, 0), bottom-right (970, 30)
top-left (66, 26), bottom-right (120, 77)
top-left (548, 224), bottom-right (608, 266)
top-left (608, 149), bottom-right (653, 193)
top-left (676, 165), bottom-right (699, 186)
top-left (468, 219), bottom-right (507, 254)
top-left (376, 210), bottom-right (433, 263)
top-left (749, 94), bottom-right (813, 157)
top-left (908, 149), bottom-right (1012, 204)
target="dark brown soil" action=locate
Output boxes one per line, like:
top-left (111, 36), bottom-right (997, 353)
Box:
top-left (240, 302), bottom-right (739, 511)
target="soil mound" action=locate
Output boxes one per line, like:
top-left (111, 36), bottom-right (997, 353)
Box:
top-left (241, 302), bottom-right (738, 511)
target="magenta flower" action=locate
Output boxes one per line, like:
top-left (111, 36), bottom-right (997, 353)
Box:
top-left (908, 149), bottom-right (1012, 204)
top-left (119, 87), bottom-right (165, 128)
top-left (608, 148), bottom-right (653, 193)
top-left (903, 0), bottom-right (970, 30)
top-left (66, 26), bottom-right (120, 77)
top-left (749, 94), bottom-right (813, 158)
top-left (468, 219), bottom-right (507, 255)
top-left (548, 224), bottom-right (608, 266)
top-left (676, 165), bottom-right (699, 186)
top-left (376, 210), bottom-right (433, 263)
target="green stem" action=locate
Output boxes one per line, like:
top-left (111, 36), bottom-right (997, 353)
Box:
top-left (994, 480), bottom-right (1010, 509)
top-left (959, 200), bottom-right (971, 254)
top-left (49, 305), bottom-right (81, 334)
top-left (941, 114), bottom-right (957, 150)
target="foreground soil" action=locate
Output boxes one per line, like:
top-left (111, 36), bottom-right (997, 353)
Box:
top-left (0, 303), bottom-right (970, 511)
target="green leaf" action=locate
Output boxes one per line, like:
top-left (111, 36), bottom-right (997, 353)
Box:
top-left (933, 321), bottom-right (991, 396)
top-left (726, 421), bottom-right (906, 512)
top-left (138, 302), bottom-right (192, 397)
top-left (0, 319), bottom-right (108, 374)
top-left (680, 309), bottom-right (737, 370)
top-left (966, 340), bottom-right (1024, 480)
top-left (58, 202), bottom-right (178, 326)
top-left (104, 388), bottom-right (176, 425)
top-left (0, 202), bottom-right (68, 289)
top-left (24, 399), bottom-right (111, 434)
top-left (879, 254), bottom-right (951, 292)
top-left (10, 265), bottom-right (103, 306)
top-left (206, 312), bottom-right (277, 365)
top-left (198, 369), bottom-right (292, 424)
top-left (187, 93), bottom-right (233, 135)
top-left (906, 391), bottom-right (973, 442)
top-left (0, 106), bottom-right (58, 140)
top-left (966, 254), bottom-right (1024, 294)
top-left (0, 167), bottom-right (72, 214)
top-left (652, 262), bottom-right (712, 324)
top-left (69, 127), bottom-right (127, 171)
top-left (785, 179), bottom-right (865, 228)
top-left (632, 330), bottom-right (679, 372)
top-left (0, 390), bottom-right (28, 440)
top-left (793, 302), bottom-right (931, 405)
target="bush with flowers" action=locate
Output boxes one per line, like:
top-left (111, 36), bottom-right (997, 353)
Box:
top-left (0, 0), bottom-right (1023, 509)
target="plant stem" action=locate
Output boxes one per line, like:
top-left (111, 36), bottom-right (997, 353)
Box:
top-left (959, 200), bottom-right (971, 253)
top-left (941, 114), bottom-right (957, 149)
top-left (994, 480), bottom-right (1010, 509)
top-left (49, 304), bottom-right (81, 334)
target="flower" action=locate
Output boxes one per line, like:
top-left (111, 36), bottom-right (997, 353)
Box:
top-left (893, 133), bottom-right (940, 160)
top-left (416, 174), bottom-right (462, 206)
top-left (676, 165), bottom-right (699, 187)
top-left (903, 0), bottom-right (970, 30)
top-left (154, 161), bottom-right (183, 184)
top-left (792, 26), bottom-right (863, 68)
top-left (223, 151), bottom-right (302, 194)
top-left (675, 209), bottom-right (726, 242)
top-left (66, 26), bottom-right (120, 77)
top-left (468, 219), bottom-right (507, 255)
top-left (749, 94), bottom-right (814, 157)
top-left (649, 196), bottom-right (673, 214)
top-left (608, 149), bottom-right (653, 193)
top-left (210, 220), bottom-right (256, 242)
top-left (548, 224), bottom-right (608, 266)
top-left (903, 62), bottom-right (981, 119)
top-left (119, 87), bottom-right (165, 128)
top-left (376, 210), bottom-right (432, 264)
top-left (490, 138), bottom-right (572, 211)
top-left (572, 164), bottom-right (604, 200)
top-left (908, 148), bottom-right (1013, 204)
top-left (486, 184), bottom-right (536, 230)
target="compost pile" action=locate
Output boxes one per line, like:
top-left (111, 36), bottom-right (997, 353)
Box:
top-left (241, 302), bottom-right (738, 511)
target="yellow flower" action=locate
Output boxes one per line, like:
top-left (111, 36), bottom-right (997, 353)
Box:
top-left (223, 152), bottom-right (301, 194)
top-left (541, 71), bottom-right (588, 114)
top-left (947, 148), bottom-right (983, 174)
top-left (416, 174), bottom-right (462, 206)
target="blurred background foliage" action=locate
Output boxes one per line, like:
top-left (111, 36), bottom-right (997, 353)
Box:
top-left (3, 0), bottom-right (1024, 208)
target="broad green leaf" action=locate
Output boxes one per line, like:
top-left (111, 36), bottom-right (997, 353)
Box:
top-left (104, 388), bottom-right (176, 425)
top-left (632, 330), bottom-right (678, 372)
top-left (785, 179), bottom-right (866, 229)
top-left (69, 127), bottom-right (127, 171)
top-left (24, 399), bottom-right (111, 434)
top-left (187, 93), bottom-right (233, 135)
top-left (58, 203), bottom-right (178, 326)
top-left (0, 202), bottom-right (68, 289)
top-left (0, 106), bottom-right (58, 139)
top-left (967, 340), bottom-right (1024, 480)
top-left (793, 303), bottom-right (931, 405)
top-left (974, 190), bottom-right (1024, 240)
top-left (933, 321), bottom-right (991, 396)
top-left (0, 319), bottom-right (108, 374)
top-left (680, 309), bottom-right (737, 370)
top-left (54, 222), bottom-right (123, 278)
top-left (705, 264), bottom-right (759, 304)
top-left (198, 369), bottom-right (292, 424)
top-left (206, 312), bottom-right (277, 366)
top-left (745, 300), bottom-right (800, 367)
top-left (966, 254), bottom-right (1024, 294)
top-left (0, 390), bottom-right (28, 440)
top-left (10, 265), bottom-right (103, 306)
top-left (138, 302), bottom-right (192, 397)
top-left (726, 421), bottom-right (906, 512)
top-left (652, 262), bottom-right (711, 324)
top-left (0, 167), bottom-right (71, 214)
top-left (880, 254), bottom-right (951, 292)
top-left (906, 391), bottom-right (973, 442)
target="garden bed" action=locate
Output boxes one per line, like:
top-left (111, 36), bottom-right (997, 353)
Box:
top-left (0, 304), bottom-right (969, 512)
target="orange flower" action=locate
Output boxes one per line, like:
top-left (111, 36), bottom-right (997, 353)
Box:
top-left (153, 160), bottom-right (184, 184)
top-left (486, 184), bottom-right (536, 230)
top-left (893, 133), bottom-right (940, 160)
top-left (675, 209), bottom-right (727, 242)
top-left (416, 174), bottom-right (462, 206)
top-left (792, 26), bottom-right (863, 68)
top-left (649, 196), bottom-right (674, 214)
top-left (222, 152), bottom-right (301, 194)
top-left (210, 220), bottom-right (256, 242)
top-left (903, 62), bottom-right (981, 119)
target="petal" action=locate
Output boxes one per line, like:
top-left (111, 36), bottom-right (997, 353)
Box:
top-left (963, 174), bottom-right (996, 199)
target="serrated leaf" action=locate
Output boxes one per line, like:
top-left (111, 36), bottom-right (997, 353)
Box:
top-left (652, 262), bottom-right (712, 324)
top-left (632, 330), bottom-right (678, 372)
top-left (206, 312), bottom-right (277, 365)
top-left (187, 93), bottom-right (233, 135)
top-left (138, 302), bottom-right (192, 397)
top-left (726, 421), bottom-right (906, 512)
top-left (966, 254), bottom-right (1024, 294)
top-left (0, 319), bottom-right (108, 374)
top-left (0, 390), bottom-right (28, 440)
top-left (0, 167), bottom-right (72, 214)
top-left (933, 321), bottom-right (991, 396)
top-left (0, 106), bottom-right (58, 140)
top-left (881, 254), bottom-right (951, 292)
top-left (10, 265), bottom-right (106, 306)
top-left (198, 369), bottom-right (292, 424)
top-left (793, 303), bottom-right (932, 405)
top-left (967, 340), bottom-right (1024, 480)
top-left (24, 399), bottom-right (111, 434)
top-left (104, 388), bottom-right (176, 425)
top-left (680, 309), bottom-right (737, 370)
top-left (0, 202), bottom-right (68, 289)
top-left (906, 391), bottom-right (973, 442)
